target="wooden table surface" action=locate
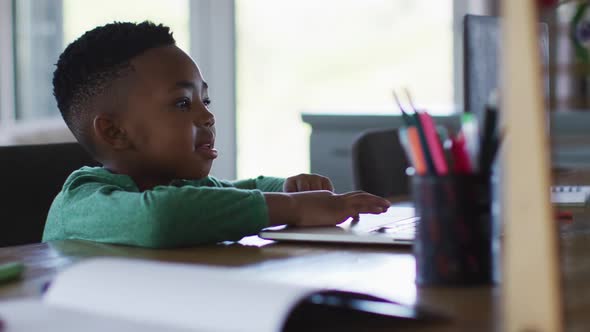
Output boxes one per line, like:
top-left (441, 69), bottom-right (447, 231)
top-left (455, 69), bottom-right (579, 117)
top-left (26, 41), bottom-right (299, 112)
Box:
top-left (2, 173), bottom-right (590, 331)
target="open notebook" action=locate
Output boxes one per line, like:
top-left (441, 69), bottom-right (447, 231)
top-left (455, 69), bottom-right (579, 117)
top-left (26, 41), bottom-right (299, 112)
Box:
top-left (0, 258), bottom-right (442, 332)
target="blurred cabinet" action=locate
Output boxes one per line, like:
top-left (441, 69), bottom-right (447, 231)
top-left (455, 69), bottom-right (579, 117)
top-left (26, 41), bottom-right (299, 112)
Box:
top-left (302, 114), bottom-right (460, 193)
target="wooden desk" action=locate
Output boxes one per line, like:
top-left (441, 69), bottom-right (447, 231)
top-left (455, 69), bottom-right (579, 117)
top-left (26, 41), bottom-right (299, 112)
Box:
top-left (1, 207), bottom-right (589, 331)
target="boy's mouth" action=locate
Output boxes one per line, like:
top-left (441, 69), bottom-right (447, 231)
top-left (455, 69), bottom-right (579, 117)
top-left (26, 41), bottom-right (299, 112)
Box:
top-left (195, 143), bottom-right (218, 159)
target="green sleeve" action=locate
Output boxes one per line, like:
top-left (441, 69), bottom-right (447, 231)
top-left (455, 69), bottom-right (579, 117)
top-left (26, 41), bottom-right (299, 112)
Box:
top-left (229, 176), bottom-right (285, 192)
top-left (44, 175), bottom-right (269, 248)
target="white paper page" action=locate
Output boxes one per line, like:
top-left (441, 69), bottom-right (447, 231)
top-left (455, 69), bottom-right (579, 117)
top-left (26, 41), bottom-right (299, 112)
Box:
top-left (0, 299), bottom-right (192, 332)
top-left (44, 258), bottom-right (320, 332)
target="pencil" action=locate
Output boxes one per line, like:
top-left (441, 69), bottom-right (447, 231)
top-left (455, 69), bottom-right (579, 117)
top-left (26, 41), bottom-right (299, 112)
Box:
top-left (0, 262), bottom-right (24, 284)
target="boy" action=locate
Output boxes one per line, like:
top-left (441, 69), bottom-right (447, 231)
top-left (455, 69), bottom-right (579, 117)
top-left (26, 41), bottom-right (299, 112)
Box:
top-left (43, 21), bottom-right (390, 248)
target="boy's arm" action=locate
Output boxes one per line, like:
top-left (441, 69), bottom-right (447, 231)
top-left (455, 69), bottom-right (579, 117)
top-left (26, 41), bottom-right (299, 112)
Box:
top-left (54, 181), bottom-right (270, 248)
top-left (47, 173), bottom-right (389, 248)
top-left (228, 176), bottom-right (285, 192)
top-left (264, 191), bottom-right (390, 227)
top-left (231, 174), bottom-right (334, 193)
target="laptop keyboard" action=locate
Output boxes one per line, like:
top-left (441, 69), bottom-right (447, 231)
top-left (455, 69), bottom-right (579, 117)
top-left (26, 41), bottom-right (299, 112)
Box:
top-left (258, 205), bottom-right (419, 244)
top-left (337, 206), bottom-right (419, 241)
top-left (368, 217), bottom-right (418, 240)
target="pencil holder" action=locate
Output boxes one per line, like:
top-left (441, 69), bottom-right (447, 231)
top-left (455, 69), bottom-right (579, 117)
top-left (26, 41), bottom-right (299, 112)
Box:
top-left (411, 174), bottom-right (492, 286)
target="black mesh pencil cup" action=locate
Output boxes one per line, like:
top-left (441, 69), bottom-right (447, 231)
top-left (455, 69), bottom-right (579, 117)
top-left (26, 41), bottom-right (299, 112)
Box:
top-left (411, 174), bottom-right (492, 286)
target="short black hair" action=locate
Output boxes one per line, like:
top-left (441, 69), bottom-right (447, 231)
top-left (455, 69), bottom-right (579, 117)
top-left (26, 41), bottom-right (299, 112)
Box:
top-left (53, 21), bottom-right (175, 154)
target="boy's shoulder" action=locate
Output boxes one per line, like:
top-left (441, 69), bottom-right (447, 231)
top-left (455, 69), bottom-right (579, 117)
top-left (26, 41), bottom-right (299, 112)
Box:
top-left (62, 166), bottom-right (137, 192)
top-left (62, 167), bottom-right (281, 194)
top-left (63, 167), bottom-right (231, 192)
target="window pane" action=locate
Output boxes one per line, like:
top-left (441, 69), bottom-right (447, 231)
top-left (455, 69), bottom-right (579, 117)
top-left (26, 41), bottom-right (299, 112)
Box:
top-left (14, 0), bottom-right (189, 121)
top-left (14, 0), bottom-right (63, 121)
top-left (62, 0), bottom-right (190, 51)
top-left (236, 0), bottom-right (453, 178)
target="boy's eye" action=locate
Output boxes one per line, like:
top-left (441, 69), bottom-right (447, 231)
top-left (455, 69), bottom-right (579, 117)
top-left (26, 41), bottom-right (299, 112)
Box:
top-left (203, 98), bottom-right (211, 107)
top-left (175, 98), bottom-right (192, 111)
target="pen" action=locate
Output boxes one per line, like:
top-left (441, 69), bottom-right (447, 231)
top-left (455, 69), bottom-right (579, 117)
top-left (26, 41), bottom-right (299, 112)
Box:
top-left (401, 90), bottom-right (437, 175)
top-left (451, 134), bottom-right (472, 174)
top-left (437, 126), bottom-right (454, 170)
top-left (418, 112), bottom-right (449, 175)
top-left (460, 113), bottom-right (480, 171)
top-left (397, 128), bottom-right (415, 168)
top-left (487, 132), bottom-right (502, 171)
top-left (393, 90), bottom-right (429, 174)
top-left (399, 127), bottom-right (427, 175)
top-left (412, 112), bottom-right (436, 174)
top-left (0, 261), bottom-right (24, 284)
top-left (392, 91), bottom-right (413, 126)
top-left (478, 93), bottom-right (499, 174)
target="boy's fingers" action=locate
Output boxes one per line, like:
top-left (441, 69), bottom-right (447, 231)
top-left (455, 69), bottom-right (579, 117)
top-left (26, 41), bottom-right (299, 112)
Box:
top-left (284, 181), bottom-right (297, 192)
top-left (370, 196), bottom-right (391, 208)
top-left (297, 180), bottom-right (311, 192)
top-left (349, 199), bottom-right (387, 212)
top-left (348, 204), bottom-right (386, 215)
top-left (322, 178), bottom-right (334, 191)
top-left (310, 177), bottom-right (324, 190)
top-left (346, 193), bottom-right (390, 207)
top-left (355, 198), bottom-right (390, 212)
top-left (341, 191), bottom-right (386, 201)
top-left (340, 191), bottom-right (367, 197)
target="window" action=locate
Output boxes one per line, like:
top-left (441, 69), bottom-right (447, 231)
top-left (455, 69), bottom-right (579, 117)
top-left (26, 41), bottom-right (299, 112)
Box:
top-left (2, 0), bottom-right (236, 178)
top-left (236, 0), bottom-right (454, 178)
top-left (12, 0), bottom-right (190, 121)
top-left (2, 0), bottom-right (465, 181)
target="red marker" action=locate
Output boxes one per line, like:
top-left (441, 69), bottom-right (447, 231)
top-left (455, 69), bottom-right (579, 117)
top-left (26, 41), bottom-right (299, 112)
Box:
top-left (417, 112), bottom-right (449, 175)
top-left (450, 134), bottom-right (472, 174)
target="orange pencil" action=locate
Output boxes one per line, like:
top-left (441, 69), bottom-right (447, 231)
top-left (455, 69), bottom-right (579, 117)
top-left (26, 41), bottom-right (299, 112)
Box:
top-left (407, 126), bottom-right (427, 175)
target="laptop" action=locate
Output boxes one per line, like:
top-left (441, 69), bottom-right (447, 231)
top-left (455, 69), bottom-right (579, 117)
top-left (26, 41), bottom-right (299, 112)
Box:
top-left (259, 203), bottom-right (418, 245)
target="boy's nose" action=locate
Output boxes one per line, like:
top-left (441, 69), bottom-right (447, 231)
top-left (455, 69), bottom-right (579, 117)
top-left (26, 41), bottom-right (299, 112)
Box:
top-left (195, 109), bottom-right (215, 127)
top-left (203, 114), bottom-right (215, 127)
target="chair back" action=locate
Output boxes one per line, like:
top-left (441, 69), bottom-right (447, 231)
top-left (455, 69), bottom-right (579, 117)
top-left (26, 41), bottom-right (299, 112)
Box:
top-left (0, 142), bottom-right (98, 246)
top-left (352, 129), bottom-right (409, 198)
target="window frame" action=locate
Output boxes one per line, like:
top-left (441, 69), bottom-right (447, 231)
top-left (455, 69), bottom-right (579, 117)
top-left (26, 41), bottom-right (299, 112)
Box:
top-left (190, 0), bottom-right (236, 180)
top-left (0, 0), bottom-right (16, 129)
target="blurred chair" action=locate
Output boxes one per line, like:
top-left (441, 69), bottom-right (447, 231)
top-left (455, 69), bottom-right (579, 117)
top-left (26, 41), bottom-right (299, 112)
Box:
top-left (0, 142), bottom-right (98, 247)
top-left (352, 129), bottom-right (410, 198)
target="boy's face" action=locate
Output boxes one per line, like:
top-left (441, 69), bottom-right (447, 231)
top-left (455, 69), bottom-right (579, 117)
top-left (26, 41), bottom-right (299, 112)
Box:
top-left (116, 45), bottom-right (216, 181)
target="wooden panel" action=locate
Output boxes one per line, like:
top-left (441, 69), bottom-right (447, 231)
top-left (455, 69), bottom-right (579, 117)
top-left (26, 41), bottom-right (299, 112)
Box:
top-left (500, 1), bottom-right (563, 331)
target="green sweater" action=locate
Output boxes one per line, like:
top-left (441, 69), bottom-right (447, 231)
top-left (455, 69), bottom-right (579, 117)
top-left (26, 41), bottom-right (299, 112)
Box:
top-left (43, 167), bottom-right (285, 248)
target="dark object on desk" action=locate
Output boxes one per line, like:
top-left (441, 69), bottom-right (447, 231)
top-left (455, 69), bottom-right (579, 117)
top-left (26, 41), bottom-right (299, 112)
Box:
top-left (0, 143), bottom-right (98, 247)
top-left (463, 14), bottom-right (548, 117)
top-left (352, 129), bottom-right (410, 198)
top-left (282, 290), bottom-right (447, 332)
top-left (412, 175), bottom-right (492, 286)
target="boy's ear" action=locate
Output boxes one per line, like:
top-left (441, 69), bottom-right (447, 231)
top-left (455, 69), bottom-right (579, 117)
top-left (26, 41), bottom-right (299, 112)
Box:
top-left (93, 114), bottom-right (132, 150)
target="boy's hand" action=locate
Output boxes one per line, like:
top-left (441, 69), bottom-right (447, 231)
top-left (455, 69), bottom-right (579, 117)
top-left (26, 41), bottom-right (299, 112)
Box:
top-left (283, 173), bottom-right (334, 192)
top-left (264, 191), bottom-right (390, 227)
